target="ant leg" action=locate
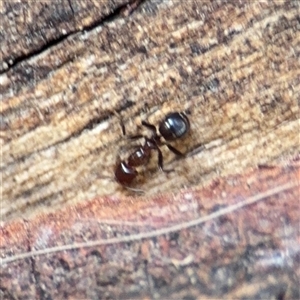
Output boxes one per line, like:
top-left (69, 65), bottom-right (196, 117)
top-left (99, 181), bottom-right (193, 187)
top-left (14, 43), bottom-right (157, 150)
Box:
top-left (164, 143), bottom-right (185, 156)
top-left (114, 113), bottom-right (146, 140)
top-left (122, 120), bottom-right (156, 140)
top-left (111, 110), bottom-right (127, 136)
top-left (156, 146), bottom-right (174, 173)
top-left (121, 120), bottom-right (144, 140)
top-left (115, 113), bottom-right (145, 140)
top-left (120, 122), bottom-right (126, 136)
top-left (126, 134), bottom-right (145, 140)
top-left (128, 120), bottom-right (157, 141)
top-left (141, 121), bottom-right (157, 135)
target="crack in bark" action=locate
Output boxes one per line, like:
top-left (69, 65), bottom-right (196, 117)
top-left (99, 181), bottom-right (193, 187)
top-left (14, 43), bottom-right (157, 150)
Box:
top-left (67, 0), bottom-right (75, 16)
top-left (1, 99), bottom-right (135, 171)
top-left (1, 0), bottom-right (147, 75)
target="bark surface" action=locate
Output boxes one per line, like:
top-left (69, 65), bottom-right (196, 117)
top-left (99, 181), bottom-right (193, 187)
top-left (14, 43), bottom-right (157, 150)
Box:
top-left (1, 0), bottom-right (299, 298)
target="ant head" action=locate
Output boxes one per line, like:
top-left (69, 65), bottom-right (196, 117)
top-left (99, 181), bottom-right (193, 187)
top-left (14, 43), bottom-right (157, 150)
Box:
top-left (159, 112), bottom-right (190, 141)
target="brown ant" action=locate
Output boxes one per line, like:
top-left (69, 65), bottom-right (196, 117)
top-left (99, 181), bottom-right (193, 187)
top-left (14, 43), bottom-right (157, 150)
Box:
top-left (114, 112), bottom-right (190, 190)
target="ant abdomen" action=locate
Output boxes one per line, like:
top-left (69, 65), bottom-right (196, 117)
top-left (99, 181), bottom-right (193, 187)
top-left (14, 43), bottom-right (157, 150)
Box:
top-left (114, 161), bottom-right (137, 186)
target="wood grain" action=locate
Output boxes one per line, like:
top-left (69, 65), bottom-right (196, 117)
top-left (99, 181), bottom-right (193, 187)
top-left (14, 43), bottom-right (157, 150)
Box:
top-left (0, 0), bottom-right (300, 297)
top-left (1, 0), bottom-right (299, 221)
top-left (1, 162), bottom-right (299, 299)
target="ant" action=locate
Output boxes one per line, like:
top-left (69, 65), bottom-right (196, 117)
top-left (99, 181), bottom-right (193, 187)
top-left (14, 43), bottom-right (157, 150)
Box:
top-left (114, 112), bottom-right (190, 190)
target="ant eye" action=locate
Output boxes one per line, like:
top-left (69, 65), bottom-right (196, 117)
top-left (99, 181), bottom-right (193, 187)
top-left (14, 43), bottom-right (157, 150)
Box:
top-left (159, 112), bottom-right (190, 141)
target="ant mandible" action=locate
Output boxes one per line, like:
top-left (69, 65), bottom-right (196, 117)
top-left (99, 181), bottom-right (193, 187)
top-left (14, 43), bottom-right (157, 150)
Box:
top-left (114, 112), bottom-right (190, 189)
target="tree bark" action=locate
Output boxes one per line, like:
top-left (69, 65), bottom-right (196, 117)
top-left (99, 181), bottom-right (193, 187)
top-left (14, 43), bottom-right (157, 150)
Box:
top-left (1, 0), bottom-right (299, 298)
